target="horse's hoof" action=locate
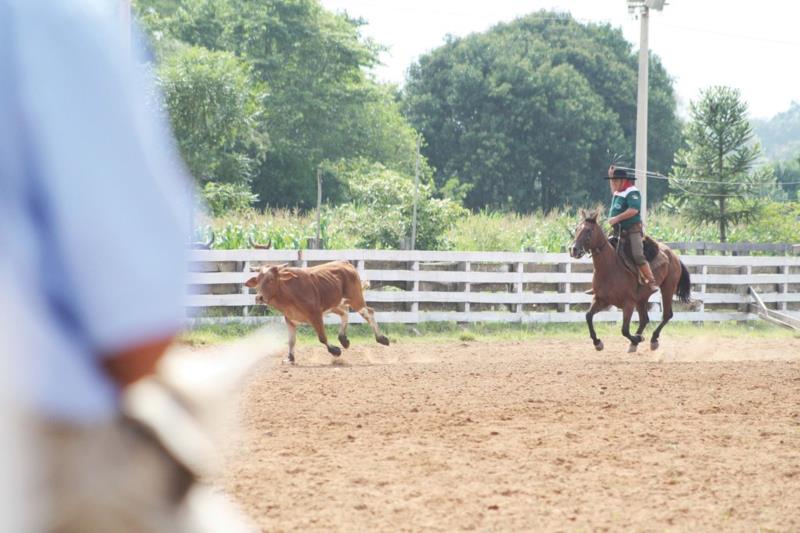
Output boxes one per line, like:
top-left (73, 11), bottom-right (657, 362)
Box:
top-left (627, 343), bottom-right (638, 353)
top-left (376, 335), bottom-right (390, 346)
top-left (338, 334), bottom-right (350, 349)
top-left (328, 345), bottom-right (342, 357)
top-left (594, 340), bottom-right (604, 351)
top-left (650, 340), bottom-right (659, 351)
top-left (283, 354), bottom-right (295, 365)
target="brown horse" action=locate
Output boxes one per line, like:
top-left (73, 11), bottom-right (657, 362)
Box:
top-left (569, 209), bottom-right (692, 352)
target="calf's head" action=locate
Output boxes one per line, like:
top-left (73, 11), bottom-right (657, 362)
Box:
top-left (245, 265), bottom-right (296, 305)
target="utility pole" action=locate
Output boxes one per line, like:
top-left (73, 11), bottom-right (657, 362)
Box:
top-left (635, 5), bottom-right (649, 223)
top-left (628, 0), bottom-right (665, 224)
top-left (411, 134), bottom-right (421, 250)
top-left (315, 165), bottom-right (322, 248)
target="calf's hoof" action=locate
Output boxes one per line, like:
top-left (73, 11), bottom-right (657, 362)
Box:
top-left (328, 345), bottom-right (342, 357)
top-left (376, 335), bottom-right (390, 346)
top-left (650, 340), bottom-right (660, 351)
top-left (338, 334), bottom-right (351, 349)
top-left (594, 339), bottom-right (604, 351)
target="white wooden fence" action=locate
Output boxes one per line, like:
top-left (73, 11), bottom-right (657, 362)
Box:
top-left (187, 249), bottom-right (800, 326)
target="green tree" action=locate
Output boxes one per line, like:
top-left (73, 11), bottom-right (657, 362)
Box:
top-left (669, 86), bottom-right (776, 243)
top-left (158, 45), bottom-right (267, 185)
top-left (160, 0), bottom-right (422, 208)
top-left (403, 11), bottom-right (682, 211)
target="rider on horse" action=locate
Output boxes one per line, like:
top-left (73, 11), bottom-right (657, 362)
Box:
top-left (606, 165), bottom-right (659, 293)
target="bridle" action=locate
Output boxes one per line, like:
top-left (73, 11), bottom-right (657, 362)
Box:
top-left (576, 221), bottom-right (608, 257)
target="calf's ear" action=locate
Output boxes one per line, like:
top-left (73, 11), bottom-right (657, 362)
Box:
top-left (245, 276), bottom-right (259, 288)
top-left (278, 271), bottom-right (298, 281)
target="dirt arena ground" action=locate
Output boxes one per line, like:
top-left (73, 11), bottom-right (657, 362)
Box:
top-left (220, 334), bottom-right (800, 532)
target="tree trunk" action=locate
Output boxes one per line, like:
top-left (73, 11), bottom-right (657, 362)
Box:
top-left (719, 196), bottom-right (727, 244)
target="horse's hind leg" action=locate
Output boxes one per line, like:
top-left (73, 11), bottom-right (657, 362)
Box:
top-left (621, 302), bottom-right (641, 353)
top-left (586, 300), bottom-right (604, 351)
top-left (650, 289), bottom-right (674, 351)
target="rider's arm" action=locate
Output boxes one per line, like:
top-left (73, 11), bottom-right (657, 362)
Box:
top-left (609, 207), bottom-right (639, 226)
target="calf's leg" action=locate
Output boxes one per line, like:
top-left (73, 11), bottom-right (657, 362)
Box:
top-left (285, 317), bottom-right (297, 364)
top-left (331, 305), bottom-right (350, 349)
top-left (358, 306), bottom-right (389, 346)
top-left (309, 314), bottom-right (341, 356)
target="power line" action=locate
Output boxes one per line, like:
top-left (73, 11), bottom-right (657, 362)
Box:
top-left (647, 174), bottom-right (800, 186)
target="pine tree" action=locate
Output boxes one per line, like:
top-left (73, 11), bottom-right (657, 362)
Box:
top-left (670, 86), bottom-right (775, 243)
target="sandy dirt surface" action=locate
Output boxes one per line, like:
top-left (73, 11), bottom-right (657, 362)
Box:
top-left (219, 334), bottom-right (800, 532)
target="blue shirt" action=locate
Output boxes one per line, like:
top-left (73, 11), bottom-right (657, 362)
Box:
top-left (0, 0), bottom-right (192, 422)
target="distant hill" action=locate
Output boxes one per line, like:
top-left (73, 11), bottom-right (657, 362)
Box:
top-left (752, 101), bottom-right (800, 161)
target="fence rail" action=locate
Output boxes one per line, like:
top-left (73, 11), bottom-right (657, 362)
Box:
top-left (664, 241), bottom-right (798, 255)
top-left (187, 249), bottom-right (800, 326)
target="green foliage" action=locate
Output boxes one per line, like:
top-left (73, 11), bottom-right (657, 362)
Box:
top-left (725, 201), bottom-right (800, 243)
top-left (669, 86), bottom-right (777, 243)
top-left (331, 162), bottom-right (467, 250)
top-left (773, 154), bottom-right (800, 200)
top-left (403, 11), bottom-right (682, 212)
top-left (158, 0), bottom-right (423, 208)
top-left (158, 45), bottom-right (267, 184)
top-left (201, 182), bottom-right (258, 216)
top-left (198, 199), bottom-right (796, 252)
top-left (446, 210), bottom-right (578, 252)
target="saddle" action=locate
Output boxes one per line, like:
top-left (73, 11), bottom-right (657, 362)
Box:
top-left (609, 234), bottom-right (669, 283)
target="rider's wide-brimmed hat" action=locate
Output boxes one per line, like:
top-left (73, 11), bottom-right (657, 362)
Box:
top-left (604, 167), bottom-right (636, 180)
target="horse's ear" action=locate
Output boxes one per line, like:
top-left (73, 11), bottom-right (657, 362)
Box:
top-left (589, 209), bottom-right (599, 221)
top-left (580, 208), bottom-right (586, 220)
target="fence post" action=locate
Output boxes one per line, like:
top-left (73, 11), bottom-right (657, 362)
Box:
top-left (699, 265), bottom-right (707, 315)
top-left (559, 261), bottom-right (571, 313)
top-left (462, 261), bottom-right (471, 314)
top-left (740, 264), bottom-right (752, 315)
top-left (780, 263), bottom-right (789, 312)
top-left (411, 260), bottom-right (420, 317)
top-left (515, 262), bottom-right (524, 318)
top-left (242, 260), bottom-right (250, 318)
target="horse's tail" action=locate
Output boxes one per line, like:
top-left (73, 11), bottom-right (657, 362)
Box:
top-left (676, 260), bottom-right (692, 303)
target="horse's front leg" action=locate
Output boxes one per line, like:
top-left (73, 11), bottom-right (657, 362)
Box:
top-left (620, 301), bottom-right (641, 353)
top-left (586, 299), bottom-right (605, 351)
top-left (634, 300), bottom-right (649, 345)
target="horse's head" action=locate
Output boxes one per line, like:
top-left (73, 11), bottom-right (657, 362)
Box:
top-left (569, 209), bottom-right (605, 259)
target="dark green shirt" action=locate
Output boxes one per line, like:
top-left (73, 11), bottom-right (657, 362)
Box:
top-left (608, 187), bottom-right (642, 229)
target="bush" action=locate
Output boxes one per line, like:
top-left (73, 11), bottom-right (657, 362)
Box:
top-left (201, 182), bottom-right (258, 216)
top-left (331, 162), bottom-right (466, 250)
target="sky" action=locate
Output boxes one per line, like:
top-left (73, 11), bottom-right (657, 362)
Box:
top-left (319, 0), bottom-right (800, 120)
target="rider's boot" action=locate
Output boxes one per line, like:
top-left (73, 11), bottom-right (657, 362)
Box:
top-left (638, 262), bottom-right (659, 293)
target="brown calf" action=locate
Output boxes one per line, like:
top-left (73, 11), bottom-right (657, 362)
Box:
top-left (245, 261), bottom-right (389, 363)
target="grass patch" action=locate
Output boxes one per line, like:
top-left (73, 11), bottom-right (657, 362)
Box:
top-left (179, 319), bottom-right (796, 346)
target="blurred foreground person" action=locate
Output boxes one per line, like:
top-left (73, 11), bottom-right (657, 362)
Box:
top-left (0, 1), bottom-right (274, 531)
